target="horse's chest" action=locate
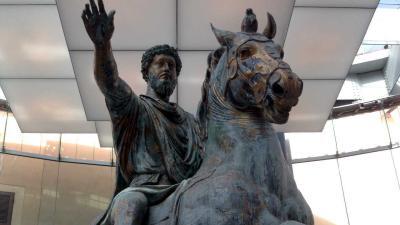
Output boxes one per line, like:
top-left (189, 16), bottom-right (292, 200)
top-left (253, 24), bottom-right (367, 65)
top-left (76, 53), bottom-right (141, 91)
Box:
top-left (178, 170), bottom-right (267, 225)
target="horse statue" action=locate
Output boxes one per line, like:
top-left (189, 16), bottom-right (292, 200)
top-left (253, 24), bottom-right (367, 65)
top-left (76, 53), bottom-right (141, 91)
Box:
top-left (146, 9), bottom-right (314, 225)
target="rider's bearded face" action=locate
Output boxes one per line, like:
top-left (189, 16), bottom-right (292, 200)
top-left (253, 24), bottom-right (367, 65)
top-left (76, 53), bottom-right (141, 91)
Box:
top-left (147, 54), bottom-right (177, 98)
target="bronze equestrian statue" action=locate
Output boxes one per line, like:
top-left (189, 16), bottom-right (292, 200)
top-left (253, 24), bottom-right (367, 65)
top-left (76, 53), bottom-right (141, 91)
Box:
top-left (147, 10), bottom-right (313, 225)
top-left (82, 0), bottom-right (203, 224)
top-left (82, 0), bottom-right (313, 224)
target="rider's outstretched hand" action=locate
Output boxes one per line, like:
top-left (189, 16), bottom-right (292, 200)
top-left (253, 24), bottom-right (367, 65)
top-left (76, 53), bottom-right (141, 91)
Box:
top-left (81, 0), bottom-right (115, 46)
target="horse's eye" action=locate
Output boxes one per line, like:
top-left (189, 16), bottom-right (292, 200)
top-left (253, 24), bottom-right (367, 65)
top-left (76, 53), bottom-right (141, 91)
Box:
top-left (239, 47), bottom-right (252, 59)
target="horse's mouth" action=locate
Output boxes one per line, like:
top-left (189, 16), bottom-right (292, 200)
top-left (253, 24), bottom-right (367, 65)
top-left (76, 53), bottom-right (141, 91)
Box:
top-left (264, 94), bottom-right (292, 124)
top-left (276, 108), bottom-right (290, 117)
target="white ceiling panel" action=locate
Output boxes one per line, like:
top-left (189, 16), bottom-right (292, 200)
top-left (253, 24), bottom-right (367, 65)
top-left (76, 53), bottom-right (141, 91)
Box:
top-left (295, 0), bottom-right (379, 8)
top-left (178, 0), bottom-right (294, 50)
top-left (71, 51), bottom-right (177, 121)
top-left (274, 80), bottom-right (344, 132)
top-left (178, 51), bottom-right (209, 115)
top-left (0, 0), bottom-right (55, 4)
top-left (0, 5), bottom-right (74, 78)
top-left (95, 121), bottom-right (113, 147)
top-left (57, 0), bottom-right (176, 50)
top-left (0, 79), bottom-right (95, 133)
top-left (284, 7), bottom-right (375, 80)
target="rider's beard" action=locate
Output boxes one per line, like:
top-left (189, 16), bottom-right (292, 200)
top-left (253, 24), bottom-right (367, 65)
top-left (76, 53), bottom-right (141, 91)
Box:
top-left (148, 72), bottom-right (177, 99)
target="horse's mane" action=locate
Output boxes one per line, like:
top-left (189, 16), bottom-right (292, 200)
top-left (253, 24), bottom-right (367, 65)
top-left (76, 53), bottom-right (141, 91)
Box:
top-left (196, 47), bottom-right (225, 140)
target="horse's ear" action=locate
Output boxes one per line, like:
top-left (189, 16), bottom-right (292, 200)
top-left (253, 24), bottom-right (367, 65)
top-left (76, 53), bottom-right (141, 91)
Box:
top-left (262, 12), bottom-right (276, 39)
top-left (211, 24), bottom-right (235, 47)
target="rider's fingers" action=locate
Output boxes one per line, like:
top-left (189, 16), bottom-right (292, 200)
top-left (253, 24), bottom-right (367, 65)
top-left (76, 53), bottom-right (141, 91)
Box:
top-left (108, 10), bottom-right (115, 24)
top-left (81, 10), bottom-right (89, 26)
top-left (89, 0), bottom-right (99, 15)
top-left (84, 4), bottom-right (92, 17)
top-left (98, 0), bottom-right (106, 14)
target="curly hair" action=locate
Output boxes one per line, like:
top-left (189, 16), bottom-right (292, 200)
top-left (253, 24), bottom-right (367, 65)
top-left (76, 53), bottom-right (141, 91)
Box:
top-left (141, 44), bottom-right (182, 81)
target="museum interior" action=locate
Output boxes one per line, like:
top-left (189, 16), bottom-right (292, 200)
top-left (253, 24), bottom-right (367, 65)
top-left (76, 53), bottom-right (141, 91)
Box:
top-left (0, 0), bottom-right (400, 225)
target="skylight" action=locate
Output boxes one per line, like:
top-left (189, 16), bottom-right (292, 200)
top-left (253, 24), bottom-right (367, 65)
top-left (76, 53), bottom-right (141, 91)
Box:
top-left (363, 0), bottom-right (400, 45)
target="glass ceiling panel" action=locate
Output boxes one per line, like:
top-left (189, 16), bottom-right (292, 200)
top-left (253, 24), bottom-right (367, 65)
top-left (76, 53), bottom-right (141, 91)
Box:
top-left (0, 5), bottom-right (74, 78)
top-left (380, 0), bottom-right (400, 4)
top-left (178, 0), bottom-right (293, 50)
top-left (284, 7), bottom-right (374, 79)
top-left (178, 51), bottom-right (208, 115)
top-left (58, 0), bottom-right (176, 50)
top-left (95, 121), bottom-right (113, 148)
top-left (295, 0), bottom-right (379, 8)
top-left (363, 2), bottom-right (400, 44)
top-left (0, 79), bottom-right (95, 133)
top-left (0, 0), bottom-right (55, 3)
top-left (274, 80), bottom-right (343, 132)
top-left (72, 51), bottom-right (177, 121)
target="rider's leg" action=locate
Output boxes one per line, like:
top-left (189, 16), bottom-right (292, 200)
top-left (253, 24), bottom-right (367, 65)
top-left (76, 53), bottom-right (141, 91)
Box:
top-left (110, 191), bottom-right (148, 225)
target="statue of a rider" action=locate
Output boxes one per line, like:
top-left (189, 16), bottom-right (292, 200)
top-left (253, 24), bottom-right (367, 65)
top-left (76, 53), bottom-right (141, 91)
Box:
top-left (81, 0), bottom-right (203, 224)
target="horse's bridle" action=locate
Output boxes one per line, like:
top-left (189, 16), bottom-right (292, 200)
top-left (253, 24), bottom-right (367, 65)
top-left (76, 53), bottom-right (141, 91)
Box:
top-left (223, 39), bottom-right (285, 105)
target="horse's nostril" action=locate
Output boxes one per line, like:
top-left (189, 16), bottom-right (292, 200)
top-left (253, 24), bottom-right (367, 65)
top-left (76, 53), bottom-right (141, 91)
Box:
top-left (272, 82), bottom-right (284, 96)
top-left (269, 73), bottom-right (280, 85)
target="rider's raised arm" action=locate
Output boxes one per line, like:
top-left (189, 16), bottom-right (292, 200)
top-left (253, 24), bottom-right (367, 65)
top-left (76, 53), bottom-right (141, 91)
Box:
top-left (82, 0), bottom-right (137, 115)
top-left (94, 42), bottom-right (136, 113)
top-left (93, 41), bottom-right (122, 93)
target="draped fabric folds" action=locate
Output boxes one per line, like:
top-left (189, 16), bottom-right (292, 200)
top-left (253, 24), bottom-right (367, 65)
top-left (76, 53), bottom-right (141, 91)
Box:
top-left (95, 92), bottom-right (203, 225)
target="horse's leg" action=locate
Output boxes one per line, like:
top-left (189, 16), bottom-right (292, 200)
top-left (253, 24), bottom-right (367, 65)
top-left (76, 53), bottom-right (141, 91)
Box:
top-left (280, 221), bottom-right (306, 225)
top-left (258, 206), bottom-right (307, 225)
top-left (110, 190), bottom-right (148, 225)
top-left (258, 210), bottom-right (307, 225)
top-left (281, 196), bottom-right (313, 225)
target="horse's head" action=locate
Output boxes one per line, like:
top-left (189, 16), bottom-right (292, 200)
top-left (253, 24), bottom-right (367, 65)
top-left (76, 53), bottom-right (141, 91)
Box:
top-left (210, 9), bottom-right (302, 124)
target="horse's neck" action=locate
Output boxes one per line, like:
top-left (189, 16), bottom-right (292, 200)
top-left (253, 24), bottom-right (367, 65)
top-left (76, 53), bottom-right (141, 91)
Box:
top-left (202, 114), bottom-right (284, 170)
top-left (199, 112), bottom-right (291, 196)
top-left (200, 69), bottom-right (288, 181)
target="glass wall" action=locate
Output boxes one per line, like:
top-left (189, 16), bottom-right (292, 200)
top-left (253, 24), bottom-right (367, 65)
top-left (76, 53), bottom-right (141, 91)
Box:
top-left (287, 102), bottom-right (400, 225)
top-left (293, 160), bottom-right (349, 225)
top-left (285, 121), bottom-right (337, 159)
top-left (338, 151), bottom-right (400, 225)
top-left (385, 105), bottom-right (400, 148)
top-left (0, 111), bottom-right (113, 165)
top-left (60, 134), bottom-right (112, 164)
top-left (0, 154), bottom-right (113, 225)
top-left (1, 99), bottom-right (400, 225)
top-left (333, 110), bottom-right (391, 153)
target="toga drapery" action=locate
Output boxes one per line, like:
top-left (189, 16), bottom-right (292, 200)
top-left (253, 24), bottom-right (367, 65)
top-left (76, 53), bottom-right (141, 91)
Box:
top-left (96, 78), bottom-right (203, 225)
